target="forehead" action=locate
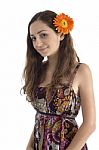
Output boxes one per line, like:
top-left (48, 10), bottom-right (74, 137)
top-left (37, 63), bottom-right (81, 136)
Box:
top-left (30, 20), bottom-right (52, 35)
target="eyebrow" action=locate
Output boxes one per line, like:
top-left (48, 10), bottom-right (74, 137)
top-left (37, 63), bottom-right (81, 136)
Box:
top-left (30, 30), bottom-right (47, 37)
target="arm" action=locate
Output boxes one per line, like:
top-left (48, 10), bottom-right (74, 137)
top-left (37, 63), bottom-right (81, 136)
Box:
top-left (26, 129), bottom-right (34, 150)
top-left (67, 64), bottom-right (96, 150)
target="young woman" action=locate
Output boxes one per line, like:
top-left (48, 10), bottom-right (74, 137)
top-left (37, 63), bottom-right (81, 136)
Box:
top-left (21, 10), bottom-right (96, 150)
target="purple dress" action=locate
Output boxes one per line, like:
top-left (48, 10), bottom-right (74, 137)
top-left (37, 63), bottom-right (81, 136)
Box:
top-left (31, 63), bottom-right (88, 150)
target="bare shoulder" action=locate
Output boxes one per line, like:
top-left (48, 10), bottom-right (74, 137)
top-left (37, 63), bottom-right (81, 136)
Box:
top-left (77, 63), bottom-right (93, 86)
top-left (77, 63), bottom-right (96, 127)
top-left (78, 63), bottom-right (92, 75)
top-left (77, 63), bottom-right (95, 107)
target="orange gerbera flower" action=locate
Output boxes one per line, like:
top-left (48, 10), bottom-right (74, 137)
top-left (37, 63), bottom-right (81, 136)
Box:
top-left (53, 13), bottom-right (74, 35)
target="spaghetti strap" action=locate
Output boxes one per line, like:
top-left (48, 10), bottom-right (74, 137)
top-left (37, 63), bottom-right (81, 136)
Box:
top-left (69, 62), bottom-right (82, 88)
top-left (32, 62), bottom-right (88, 149)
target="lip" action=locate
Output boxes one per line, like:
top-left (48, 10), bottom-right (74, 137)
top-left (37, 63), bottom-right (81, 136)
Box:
top-left (38, 47), bottom-right (48, 52)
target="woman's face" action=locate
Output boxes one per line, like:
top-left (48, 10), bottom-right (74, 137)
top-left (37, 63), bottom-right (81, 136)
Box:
top-left (30, 20), bottom-right (64, 57)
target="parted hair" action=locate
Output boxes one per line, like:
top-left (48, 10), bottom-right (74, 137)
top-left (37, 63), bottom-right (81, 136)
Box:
top-left (20, 10), bottom-right (80, 102)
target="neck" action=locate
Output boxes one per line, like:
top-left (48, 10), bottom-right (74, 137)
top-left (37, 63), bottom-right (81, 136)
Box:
top-left (47, 53), bottom-right (58, 71)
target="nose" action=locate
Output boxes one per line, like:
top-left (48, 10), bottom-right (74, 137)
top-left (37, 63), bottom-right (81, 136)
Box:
top-left (35, 38), bottom-right (43, 47)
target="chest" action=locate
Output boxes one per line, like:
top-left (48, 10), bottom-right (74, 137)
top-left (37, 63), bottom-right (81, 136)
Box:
top-left (32, 85), bottom-right (81, 117)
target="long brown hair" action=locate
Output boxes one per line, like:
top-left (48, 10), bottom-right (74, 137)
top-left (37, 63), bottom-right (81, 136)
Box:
top-left (20, 10), bottom-right (80, 102)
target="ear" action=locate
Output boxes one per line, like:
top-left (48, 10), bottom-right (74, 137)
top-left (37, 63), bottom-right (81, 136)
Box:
top-left (58, 33), bottom-right (65, 41)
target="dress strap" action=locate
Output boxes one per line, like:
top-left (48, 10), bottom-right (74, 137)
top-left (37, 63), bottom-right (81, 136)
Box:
top-left (69, 62), bottom-right (82, 88)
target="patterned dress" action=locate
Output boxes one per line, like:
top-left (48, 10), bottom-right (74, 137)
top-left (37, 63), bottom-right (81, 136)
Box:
top-left (31, 63), bottom-right (88, 150)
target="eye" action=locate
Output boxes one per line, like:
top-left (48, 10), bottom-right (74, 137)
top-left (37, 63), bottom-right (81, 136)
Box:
top-left (31, 36), bottom-right (36, 41)
top-left (40, 33), bottom-right (47, 38)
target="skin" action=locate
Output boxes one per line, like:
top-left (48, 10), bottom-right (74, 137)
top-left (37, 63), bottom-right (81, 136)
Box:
top-left (27, 20), bottom-right (96, 150)
top-left (66, 64), bottom-right (96, 150)
top-left (30, 20), bottom-right (64, 72)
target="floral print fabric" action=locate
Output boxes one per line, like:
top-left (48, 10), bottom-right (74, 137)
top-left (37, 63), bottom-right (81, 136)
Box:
top-left (31, 63), bottom-right (88, 150)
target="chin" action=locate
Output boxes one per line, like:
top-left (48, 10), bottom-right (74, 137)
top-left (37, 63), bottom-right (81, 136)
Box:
top-left (40, 53), bottom-right (48, 57)
top-left (40, 51), bottom-right (51, 57)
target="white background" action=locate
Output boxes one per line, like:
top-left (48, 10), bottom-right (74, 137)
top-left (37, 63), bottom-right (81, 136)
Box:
top-left (0, 0), bottom-right (99, 149)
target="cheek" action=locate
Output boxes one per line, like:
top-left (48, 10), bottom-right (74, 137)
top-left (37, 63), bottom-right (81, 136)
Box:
top-left (32, 42), bottom-right (36, 49)
top-left (53, 38), bottom-right (60, 48)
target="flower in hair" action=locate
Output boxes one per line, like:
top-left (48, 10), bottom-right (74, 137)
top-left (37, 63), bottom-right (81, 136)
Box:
top-left (53, 13), bottom-right (74, 35)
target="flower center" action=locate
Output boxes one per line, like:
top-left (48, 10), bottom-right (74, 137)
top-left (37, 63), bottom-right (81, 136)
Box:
top-left (61, 19), bottom-right (68, 28)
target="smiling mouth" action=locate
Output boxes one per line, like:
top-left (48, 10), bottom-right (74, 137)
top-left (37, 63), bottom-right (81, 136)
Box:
top-left (38, 47), bottom-right (48, 52)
